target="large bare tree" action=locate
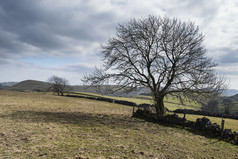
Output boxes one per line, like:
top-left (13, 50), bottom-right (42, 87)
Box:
top-left (83, 15), bottom-right (226, 117)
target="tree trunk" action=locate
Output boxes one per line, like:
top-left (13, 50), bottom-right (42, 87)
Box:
top-left (154, 97), bottom-right (166, 119)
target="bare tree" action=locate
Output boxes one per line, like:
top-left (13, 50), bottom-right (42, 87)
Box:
top-left (83, 15), bottom-right (226, 117)
top-left (48, 76), bottom-right (71, 96)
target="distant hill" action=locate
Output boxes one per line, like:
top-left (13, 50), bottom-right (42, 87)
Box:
top-left (0, 85), bottom-right (10, 90)
top-left (0, 82), bottom-right (18, 87)
top-left (72, 85), bottom-right (150, 97)
top-left (6, 79), bottom-right (238, 98)
top-left (7, 80), bottom-right (50, 92)
top-left (4, 80), bottom-right (146, 96)
top-left (4, 80), bottom-right (143, 96)
top-left (72, 85), bottom-right (102, 94)
top-left (229, 94), bottom-right (238, 101)
top-left (224, 89), bottom-right (238, 96)
top-left (0, 82), bottom-right (18, 90)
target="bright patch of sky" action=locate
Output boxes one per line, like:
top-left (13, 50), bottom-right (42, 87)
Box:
top-left (20, 56), bottom-right (78, 67)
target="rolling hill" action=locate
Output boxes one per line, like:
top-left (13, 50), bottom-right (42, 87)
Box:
top-left (5, 80), bottom-right (148, 96)
top-left (72, 85), bottom-right (150, 97)
top-left (224, 89), bottom-right (238, 96)
top-left (4, 80), bottom-right (142, 96)
top-left (7, 80), bottom-right (50, 92)
top-left (4, 79), bottom-right (238, 96)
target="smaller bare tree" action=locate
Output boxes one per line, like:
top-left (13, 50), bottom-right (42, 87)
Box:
top-left (48, 76), bottom-right (71, 96)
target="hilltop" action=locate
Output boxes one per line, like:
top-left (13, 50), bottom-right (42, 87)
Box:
top-left (7, 80), bottom-right (50, 92)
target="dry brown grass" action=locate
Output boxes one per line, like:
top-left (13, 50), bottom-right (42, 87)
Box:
top-left (0, 90), bottom-right (238, 159)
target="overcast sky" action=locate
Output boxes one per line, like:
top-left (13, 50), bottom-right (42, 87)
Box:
top-left (0, 0), bottom-right (238, 88)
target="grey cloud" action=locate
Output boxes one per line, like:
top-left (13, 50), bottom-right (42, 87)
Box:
top-left (0, 28), bottom-right (27, 54)
top-left (110, 0), bottom-right (126, 5)
top-left (161, 0), bottom-right (220, 27)
top-left (0, 0), bottom-right (117, 58)
top-left (38, 63), bottom-right (94, 74)
top-left (64, 64), bottom-right (94, 73)
top-left (0, 56), bottom-right (33, 68)
top-left (0, 57), bottom-right (9, 65)
top-left (218, 48), bottom-right (238, 65)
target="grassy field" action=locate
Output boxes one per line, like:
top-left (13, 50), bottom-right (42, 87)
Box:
top-left (0, 90), bottom-right (238, 158)
top-left (70, 91), bottom-right (238, 112)
top-left (68, 92), bottom-right (238, 132)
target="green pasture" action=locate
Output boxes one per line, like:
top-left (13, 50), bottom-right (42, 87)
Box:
top-left (69, 92), bottom-right (201, 111)
top-left (0, 90), bottom-right (238, 158)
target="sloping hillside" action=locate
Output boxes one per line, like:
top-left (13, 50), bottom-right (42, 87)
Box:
top-left (72, 85), bottom-right (150, 97)
top-left (229, 94), bottom-right (238, 101)
top-left (8, 80), bottom-right (50, 92)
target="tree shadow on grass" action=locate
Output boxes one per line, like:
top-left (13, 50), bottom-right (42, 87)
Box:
top-left (139, 117), bottom-right (226, 145)
top-left (131, 115), bottom-right (227, 145)
top-left (0, 110), bottom-right (228, 146)
top-left (0, 110), bottom-right (147, 130)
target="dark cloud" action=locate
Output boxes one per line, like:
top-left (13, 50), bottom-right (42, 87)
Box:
top-left (0, 0), bottom-right (117, 59)
top-left (0, 27), bottom-right (30, 55)
top-left (0, 0), bottom-right (222, 60)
